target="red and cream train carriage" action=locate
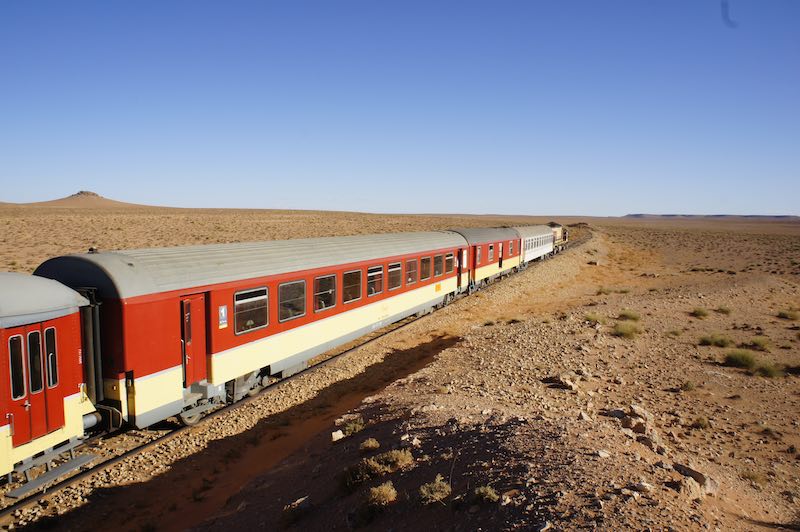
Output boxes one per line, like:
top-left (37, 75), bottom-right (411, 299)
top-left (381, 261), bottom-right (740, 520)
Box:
top-left (35, 232), bottom-right (471, 427)
top-left (0, 273), bottom-right (98, 484)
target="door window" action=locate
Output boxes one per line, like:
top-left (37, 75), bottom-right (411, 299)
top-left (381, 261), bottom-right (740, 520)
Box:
top-left (45, 328), bottom-right (58, 388)
top-left (28, 331), bottom-right (43, 394)
top-left (9, 336), bottom-right (25, 400)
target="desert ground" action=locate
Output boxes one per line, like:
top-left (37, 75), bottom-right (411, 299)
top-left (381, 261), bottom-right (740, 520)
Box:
top-left (1, 193), bottom-right (799, 531)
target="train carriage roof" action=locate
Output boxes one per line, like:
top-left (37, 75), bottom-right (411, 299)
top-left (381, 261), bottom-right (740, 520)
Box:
top-left (0, 272), bottom-right (88, 328)
top-left (35, 231), bottom-right (468, 300)
top-left (512, 225), bottom-right (554, 239)
top-left (448, 227), bottom-right (519, 245)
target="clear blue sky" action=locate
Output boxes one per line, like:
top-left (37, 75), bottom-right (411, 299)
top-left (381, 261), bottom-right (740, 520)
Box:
top-left (1, 1), bottom-right (798, 215)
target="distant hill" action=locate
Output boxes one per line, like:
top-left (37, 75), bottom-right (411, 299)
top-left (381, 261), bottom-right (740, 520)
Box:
top-left (3, 191), bottom-right (149, 209)
top-left (625, 214), bottom-right (800, 221)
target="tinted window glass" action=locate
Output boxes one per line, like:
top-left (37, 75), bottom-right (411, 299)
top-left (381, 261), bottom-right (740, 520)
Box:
top-left (343, 270), bottom-right (362, 303)
top-left (488, 245), bottom-right (494, 261)
top-left (420, 257), bottom-right (431, 280)
top-left (444, 253), bottom-right (454, 273)
top-left (279, 281), bottom-right (306, 321)
top-left (45, 328), bottom-right (58, 387)
top-left (406, 260), bottom-right (417, 284)
top-left (433, 255), bottom-right (443, 276)
top-left (314, 275), bottom-right (336, 311)
top-left (367, 266), bottom-right (383, 296)
top-left (235, 288), bottom-right (268, 334)
top-left (28, 331), bottom-right (43, 394)
top-left (388, 263), bottom-right (402, 290)
top-left (9, 336), bottom-right (25, 399)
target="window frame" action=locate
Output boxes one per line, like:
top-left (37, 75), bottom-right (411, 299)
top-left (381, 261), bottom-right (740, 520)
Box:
top-left (8, 335), bottom-right (25, 400)
top-left (433, 254), bottom-right (444, 277)
top-left (313, 274), bottom-right (337, 313)
top-left (367, 265), bottom-right (384, 297)
top-left (234, 287), bottom-right (269, 336)
top-left (388, 262), bottom-right (402, 291)
top-left (509, 241), bottom-right (514, 255)
top-left (44, 327), bottom-right (58, 389)
top-left (420, 256), bottom-right (432, 280)
top-left (488, 244), bottom-right (495, 262)
top-left (278, 280), bottom-right (307, 323)
top-left (405, 259), bottom-right (418, 285)
top-left (343, 269), bottom-right (363, 304)
top-left (476, 246), bottom-right (482, 265)
top-left (27, 330), bottom-right (43, 395)
top-left (444, 253), bottom-right (454, 273)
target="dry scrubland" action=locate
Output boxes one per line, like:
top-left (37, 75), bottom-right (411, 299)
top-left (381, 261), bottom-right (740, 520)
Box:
top-left (1, 201), bottom-right (799, 531)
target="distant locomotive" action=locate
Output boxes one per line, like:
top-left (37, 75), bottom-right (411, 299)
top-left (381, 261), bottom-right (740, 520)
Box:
top-left (0, 224), bottom-right (566, 494)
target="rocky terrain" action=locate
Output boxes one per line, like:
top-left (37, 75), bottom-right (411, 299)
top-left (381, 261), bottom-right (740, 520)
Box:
top-left (0, 200), bottom-right (798, 530)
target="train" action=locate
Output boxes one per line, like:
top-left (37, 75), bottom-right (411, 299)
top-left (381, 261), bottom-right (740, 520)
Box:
top-left (0, 223), bottom-right (567, 495)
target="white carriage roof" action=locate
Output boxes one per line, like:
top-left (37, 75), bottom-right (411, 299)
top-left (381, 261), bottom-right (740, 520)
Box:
top-left (0, 272), bottom-right (88, 329)
top-left (448, 227), bottom-right (520, 245)
top-left (35, 231), bottom-right (469, 299)
top-left (512, 225), bottom-right (554, 239)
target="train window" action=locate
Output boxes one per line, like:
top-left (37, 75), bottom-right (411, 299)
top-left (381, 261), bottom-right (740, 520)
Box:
top-left (367, 266), bottom-right (383, 296)
top-left (9, 336), bottom-right (25, 400)
top-left (343, 270), bottom-right (362, 303)
top-left (45, 328), bottom-right (58, 388)
top-left (28, 331), bottom-right (43, 394)
top-left (279, 281), bottom-right (306, 322)
top-left (433, 255), bottom-right (443, 276)
top-left (234, 287), bottom-right (268, 334)
top-left (488, 245), bottom-right (495, 262)
top-left (509, 241), bottom-right (514, 255)
top-left (476, 246), bottom-right (482, 265)
top-left (314, 275), bottom-right (336, 312)
top-left (420, 257), bottom-right (431, 280)
top-left (406, 259), bottom-right (417, 285)
top-left (388, 263), bottom-right (402, 290)
top-left (445, 253), bottom-right (454, 273)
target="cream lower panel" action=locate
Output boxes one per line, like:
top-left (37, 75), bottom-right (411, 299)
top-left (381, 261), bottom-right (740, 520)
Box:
top-left (473, 257), bottom-right (520, 283)
top-left (129, 366), bottom-right (184, 418)
top-left (103, 377), bottom-right (129, 423)
top-left (210, 278), bottom-right (458, 385)
top-left (0, 392), bottom-right (95, 477)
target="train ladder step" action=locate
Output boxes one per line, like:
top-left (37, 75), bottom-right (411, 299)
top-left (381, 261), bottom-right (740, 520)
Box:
top-left (6, 453), bottom-right (97, 499)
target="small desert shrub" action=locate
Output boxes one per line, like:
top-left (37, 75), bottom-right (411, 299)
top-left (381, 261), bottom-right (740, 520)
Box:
top-left (343, 449), bottom-right (415, 490)
top-left (596, 287), bottom-right (612, 295)
top-left (690, 417), bottom-right (710, 429)
top-left (612, 322), bottom-right (640, 339)
top-left (777, 310), bottom-right (798, 321)
top-left (474, 485), bottom-right (500, 503)
top-left (742, 470), bottom-right (767, 486)
top-left (343, 416), bottom-right (366, 436)
top-left (699, 334), bottom-right (732, 347)
top-left (419, 474), bottom-right (451, 505)
top-left (679, 380), bottom-right (696, 392)
top-left (368, 481), bottom-right (397, 507)
top-left (690, 308), bottom-right (709, 319)
top-left (616, 288), bottom-right (631, 294)
top-left (715, 306), bottom-right (732, 315)
top-left (360, 438), bottom-right (380, 452)
top-left (724, 350), bottom-right (757, 370)
top-left (617, 309), bottom-right (640, 321)
top-left (666, 329), bottom-right (682, 337)
top-left (746, 336), bottom-right (770, 351)
top-left (755, 362), bottom-right (783, 378)
top-left (584, 313), bottom-right (603, 325)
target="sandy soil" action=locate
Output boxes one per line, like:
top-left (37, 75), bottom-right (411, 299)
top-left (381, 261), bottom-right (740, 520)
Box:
top-left (1, 201), bottom-right (799, 530)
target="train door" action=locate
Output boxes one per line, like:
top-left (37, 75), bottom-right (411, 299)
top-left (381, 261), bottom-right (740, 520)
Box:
top-left (7, 333), bottom-right (32, 446)
top-left (42, 325), bottom-right (65, 431)
top-left (457, 248), bottom-right (467, 288)
top-left (181, 294), bottom-right (207, 387)
top-left (499, 242), bottom-right (504, 269)
top-left (24, 327), bottom-right (48, 440)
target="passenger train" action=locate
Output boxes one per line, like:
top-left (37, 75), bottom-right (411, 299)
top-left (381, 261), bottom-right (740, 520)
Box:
top-left (0, 223), bottom-right (567, 492)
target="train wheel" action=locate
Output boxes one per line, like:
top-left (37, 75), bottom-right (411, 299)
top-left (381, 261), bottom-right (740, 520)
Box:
top-left (178, 412), bottom-right (202, 426)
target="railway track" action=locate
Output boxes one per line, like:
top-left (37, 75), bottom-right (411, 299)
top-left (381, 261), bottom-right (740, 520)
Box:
top-left (0, 238), bottom-right (583, 523)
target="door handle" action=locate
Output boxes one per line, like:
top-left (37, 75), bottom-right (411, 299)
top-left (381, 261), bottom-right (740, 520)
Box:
top-left (23, 401), bottom-right (30, 410)
top-left (6, 414), bottom-right (13, 436)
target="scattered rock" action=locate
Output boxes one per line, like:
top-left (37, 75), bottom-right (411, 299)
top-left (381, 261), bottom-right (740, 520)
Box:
top-left (673, 463), bottom-right (719, 497)
top-left (595, 449), bottom-right (611, 459)
top-left (331, 430), bottom-right (345, 442)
